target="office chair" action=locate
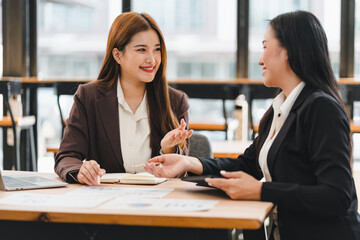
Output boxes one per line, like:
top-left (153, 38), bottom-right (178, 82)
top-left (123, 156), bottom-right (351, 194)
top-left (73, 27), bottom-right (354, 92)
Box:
top-left (245, 85), bottom-right (277, 139)
top-left (0, 80), bottom-right (36, 171)
top-left (188, 132), bottom-right (213, 158)
top-left (54, 81), bottom-right (84, 138)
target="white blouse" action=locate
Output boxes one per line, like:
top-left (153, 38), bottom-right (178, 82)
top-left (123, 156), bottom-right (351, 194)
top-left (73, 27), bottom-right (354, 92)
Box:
top-left (258, 81), bottom-right (305, 181)
top-left (117, 80), bottom-right (151, 173)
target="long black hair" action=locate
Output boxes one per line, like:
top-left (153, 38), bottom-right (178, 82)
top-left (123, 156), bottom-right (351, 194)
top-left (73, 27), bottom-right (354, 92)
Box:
top-left (255, 11), bottom-right (350, 160)
top-left (271, 11), bottom-right (341, 101)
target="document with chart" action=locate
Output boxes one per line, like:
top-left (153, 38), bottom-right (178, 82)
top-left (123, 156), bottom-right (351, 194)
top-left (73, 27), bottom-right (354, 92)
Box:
top-left (99, 198), bottom-right (219, 211)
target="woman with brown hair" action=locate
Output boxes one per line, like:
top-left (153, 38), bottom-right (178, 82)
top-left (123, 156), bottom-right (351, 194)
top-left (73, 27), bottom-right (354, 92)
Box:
top-left (55, 12), bottom-right (192, 185)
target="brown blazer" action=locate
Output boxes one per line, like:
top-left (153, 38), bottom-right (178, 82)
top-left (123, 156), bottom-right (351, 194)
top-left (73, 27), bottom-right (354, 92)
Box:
top-left (54, 82), bottom-right (190, 182)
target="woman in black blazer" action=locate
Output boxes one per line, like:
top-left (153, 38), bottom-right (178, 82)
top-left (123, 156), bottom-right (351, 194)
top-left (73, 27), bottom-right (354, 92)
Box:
top-left (145, 11), bottom-right (360, 240)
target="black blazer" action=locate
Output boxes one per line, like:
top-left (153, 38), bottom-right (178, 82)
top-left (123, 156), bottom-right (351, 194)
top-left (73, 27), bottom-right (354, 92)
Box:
top-left (199, 85), bottom-right (360, 240)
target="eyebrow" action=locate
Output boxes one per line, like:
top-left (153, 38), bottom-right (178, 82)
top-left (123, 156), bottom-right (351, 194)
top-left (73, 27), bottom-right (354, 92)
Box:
top-left (133, 43), bottom-right (161, 48)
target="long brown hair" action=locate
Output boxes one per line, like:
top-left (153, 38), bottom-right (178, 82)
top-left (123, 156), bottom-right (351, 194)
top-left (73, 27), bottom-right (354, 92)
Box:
top-left (96, 12), bottom-right (179, 151)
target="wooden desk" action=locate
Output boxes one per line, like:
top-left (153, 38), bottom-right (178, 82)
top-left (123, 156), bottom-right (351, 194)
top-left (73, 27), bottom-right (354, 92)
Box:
top-left (46, 146), bottom-right (59, 155)
top-left (189, 123), bottom-right (227, 131)
top-left (0, 116), bottom-right (36, 127)
top-left (0, 116), bottom-right (22, 127)
top-left (351, 121), bottom-right (360, 133)
top-left (211, 140), bottom-right (252, 158)
top-left (0, 171), bottom-right (273, 239)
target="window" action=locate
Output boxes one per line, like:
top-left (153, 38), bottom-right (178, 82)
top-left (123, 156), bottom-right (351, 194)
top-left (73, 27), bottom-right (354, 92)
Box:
top-left (0, 0), bottom-right (2, 168)
top-left (36, 0), bottom-right (122, 170)
top-left (248, 0), bottom-right (341, 79)
top-left (37, 0), bottom-right (122, 79)
top-left (355, 0), bottom-right (360, 77)
top-left (132, 0), bottom-right (237, 140)
top-left (132, 0), bottom-right (237, 79)
top-left (0, 0), bottom-right (2, 77)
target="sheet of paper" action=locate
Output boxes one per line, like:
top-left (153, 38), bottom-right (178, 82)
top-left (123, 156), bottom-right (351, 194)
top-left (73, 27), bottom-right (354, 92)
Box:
top-left (99, 198), bottom-right (219, 211)
top-left (65, 186), bottom-right (173, 199)
top-left (0, 192), bottom-right (110, 208)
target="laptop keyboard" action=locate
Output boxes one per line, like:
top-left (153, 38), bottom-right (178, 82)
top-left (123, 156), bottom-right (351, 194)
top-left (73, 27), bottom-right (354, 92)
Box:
top-left (2, 176), bottom-right (37, 188)
top-left (18, 176), bottom-right (53, 183)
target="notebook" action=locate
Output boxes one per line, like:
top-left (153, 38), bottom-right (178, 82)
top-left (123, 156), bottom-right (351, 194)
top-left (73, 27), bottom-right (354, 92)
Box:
top-left (100, 172), bottom-right (167, 185)
top-left (0, 170), bottom-right (68, 191)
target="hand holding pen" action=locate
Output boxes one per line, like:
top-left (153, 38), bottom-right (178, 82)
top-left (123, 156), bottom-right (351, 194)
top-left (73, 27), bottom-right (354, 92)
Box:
top-left (77, 160), bottom-right (106, 186)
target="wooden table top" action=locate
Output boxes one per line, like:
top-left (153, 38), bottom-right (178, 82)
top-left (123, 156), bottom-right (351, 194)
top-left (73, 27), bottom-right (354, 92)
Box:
top-left (351, 121), bottom-right (360, 133)
top-left (0, 171), bottom-right (273, 230)
top-left (211, 140), bottom-right (252, 158)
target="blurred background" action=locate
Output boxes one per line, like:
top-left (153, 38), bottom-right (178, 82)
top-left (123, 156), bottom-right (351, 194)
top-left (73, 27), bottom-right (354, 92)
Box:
top-left (0, 0), bottom-right (359, 171)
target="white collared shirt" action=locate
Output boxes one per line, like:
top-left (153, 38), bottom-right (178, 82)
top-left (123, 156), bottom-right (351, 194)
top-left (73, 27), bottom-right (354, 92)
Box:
top-left (117, 80), bottom-right (151, 173)
top-left (258, 81), bottom-right (305, 182)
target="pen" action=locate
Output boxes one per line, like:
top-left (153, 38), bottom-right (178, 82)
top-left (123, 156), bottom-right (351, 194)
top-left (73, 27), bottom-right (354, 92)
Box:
top-left (133, 162), bottom-right (162, 168)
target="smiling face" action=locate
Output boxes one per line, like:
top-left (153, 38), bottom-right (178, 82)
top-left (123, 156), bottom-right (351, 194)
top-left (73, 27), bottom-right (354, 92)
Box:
top-left (259, 27), bottom-right (289, 89)
top-left (113, 29), bottom-right (161, 85)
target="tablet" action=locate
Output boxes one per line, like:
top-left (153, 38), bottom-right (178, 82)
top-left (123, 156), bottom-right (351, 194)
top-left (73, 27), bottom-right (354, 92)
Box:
top-left (181, 175), bottom-right (224, 187)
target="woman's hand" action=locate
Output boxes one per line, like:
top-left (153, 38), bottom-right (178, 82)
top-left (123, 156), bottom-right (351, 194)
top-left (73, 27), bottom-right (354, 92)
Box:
top-left (160, 119), bottom-right (193, 154)
top-left (77, 160), bottom-right (106, 186)
top-left (206, 170), bottom-right (263, 200)
top-left (144, 154), bottom-right (202, 178)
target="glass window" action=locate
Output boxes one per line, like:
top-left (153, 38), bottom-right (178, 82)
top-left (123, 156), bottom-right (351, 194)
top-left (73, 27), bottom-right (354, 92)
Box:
top-left (36, 0), bottom-right (122, 170)
top-left (132, 0), bottom-right (237, 80)
top-left (0, 0), bottom-right (2, 168)
top-left (248, 0), bottom-right (341, 79)
top-left (37, 0), bottom-right (122, 79)
top-left (0, 0), bottom-right (2, 77)
top-left (132, 0), bottom-right (237, 140)
top-left (355, 0), bottom-right (360, 77)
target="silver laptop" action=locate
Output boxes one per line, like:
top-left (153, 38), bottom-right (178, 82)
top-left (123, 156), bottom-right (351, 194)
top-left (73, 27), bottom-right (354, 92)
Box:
top-left (0, 170), bottom-right (68, 191)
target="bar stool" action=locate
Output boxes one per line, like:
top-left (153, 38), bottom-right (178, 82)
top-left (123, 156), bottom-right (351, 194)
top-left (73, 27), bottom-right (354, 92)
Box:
top-left (0, 80), bottom-right (36, 171)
